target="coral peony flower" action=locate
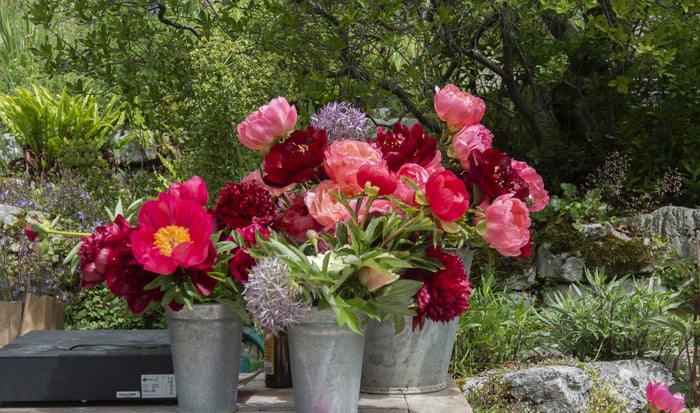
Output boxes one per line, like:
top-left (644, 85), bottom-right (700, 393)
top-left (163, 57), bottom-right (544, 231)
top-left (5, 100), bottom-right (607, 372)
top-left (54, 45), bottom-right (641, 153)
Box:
top-left (646, 381), bottom-right (685, 413)
top-left (375, 123), bottom-right (440, 172)
top-left (262, 126), bottom-right (328, 187)
top-left (356, 164), bottom-right (399, 195)
top-left (482, 194), bottom-right (531, 257)
top-left (167, 175), bottom-right (208, 206)
top-left (304, 180), bottom-right (357, 228)
top-left (467, 148), bottom-right (529, 202)
top-left (392, 163), bottom-right (430, 206)
top-left (511, 159), bottom-right (549, 212)
top-left (213, 180), bottom-right (278, 230)
top-left (323, 139), bottom-right (385, 192)
top-left (236, 97), bottom-right (297, 152)
top-left (408, 247), bottom-right (472, 329)
top-left (130, 193), bottom-right (214, 275)
top-left (434, 84), bottom-right (486, 131)
top-left (425, 170), bottom-right (470, 223)
top-left (451, 124), bottom-right (493, 169)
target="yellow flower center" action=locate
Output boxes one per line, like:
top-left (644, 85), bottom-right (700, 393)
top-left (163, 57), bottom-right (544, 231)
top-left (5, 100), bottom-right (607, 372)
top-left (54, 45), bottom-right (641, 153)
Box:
top-left (153, 225), bottom-right (191, 256)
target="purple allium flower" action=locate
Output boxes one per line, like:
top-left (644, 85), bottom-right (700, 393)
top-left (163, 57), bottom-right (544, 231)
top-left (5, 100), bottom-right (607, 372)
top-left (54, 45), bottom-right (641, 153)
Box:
top-left (310, 102), bottom-right (370, 141)
top-left (243, 257), bottom-right (312, 335)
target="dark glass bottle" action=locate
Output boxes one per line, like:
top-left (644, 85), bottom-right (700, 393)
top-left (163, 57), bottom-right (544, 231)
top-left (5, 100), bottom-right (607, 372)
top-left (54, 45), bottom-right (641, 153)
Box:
top-left (264, 331), bottom-right (292, 388)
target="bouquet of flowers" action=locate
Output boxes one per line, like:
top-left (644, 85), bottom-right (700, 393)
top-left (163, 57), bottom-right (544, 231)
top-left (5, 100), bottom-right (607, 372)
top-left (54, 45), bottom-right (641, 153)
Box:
top-left (221, 84), bottom-right (548, 335)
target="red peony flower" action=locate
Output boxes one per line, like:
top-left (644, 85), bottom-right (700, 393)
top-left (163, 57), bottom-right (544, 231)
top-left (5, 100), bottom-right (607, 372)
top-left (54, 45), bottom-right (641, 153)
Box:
top-left (262, 126), bottom-right (328, 187)
top-left (213, 180), bottom-right (278, 230)
top-left (277, 195), bottom-right (324, 242)
top-left (425, 170), bottom-right (470, 223)
top-left (130, 193), bottom-right (215, 275)
top-left (356, 164), bottom-right (399, 195)
top-left (374, 123), bottom-right (440, 172)
top-left (228, 248), bottom-right (256, 283)
top-left (167, 175), bottom-right (208, 206)
top-left (466, 148), bottom-right (529, 202)
top-left (408, 247), bottom-right (472, 329)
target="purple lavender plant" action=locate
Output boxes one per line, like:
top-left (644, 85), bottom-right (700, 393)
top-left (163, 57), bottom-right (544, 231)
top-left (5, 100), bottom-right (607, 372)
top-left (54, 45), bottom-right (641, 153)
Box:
top-left (310, 102), bottom-right (371, 141)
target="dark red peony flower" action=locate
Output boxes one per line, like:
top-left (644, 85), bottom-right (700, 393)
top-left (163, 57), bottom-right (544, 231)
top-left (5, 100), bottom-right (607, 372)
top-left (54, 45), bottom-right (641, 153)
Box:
top-left (262, 126), bottom-right (328, 187)
top-left (465, 148), bottom-right (529, 202)
top-left (213, 181), bottom-right (278, 230)
top-left (374, 123), bottom-right (439, 172)
top-left (276, 195), bottom-right (324, 242)
top-left (407, 247), bottom-right (472, 330)
top-left (228, 248), bottom-right (256, 283)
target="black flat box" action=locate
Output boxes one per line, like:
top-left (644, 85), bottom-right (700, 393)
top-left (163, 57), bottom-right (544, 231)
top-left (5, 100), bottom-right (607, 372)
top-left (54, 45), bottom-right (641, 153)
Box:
top-left (0, 329), bottom-right (175, 403)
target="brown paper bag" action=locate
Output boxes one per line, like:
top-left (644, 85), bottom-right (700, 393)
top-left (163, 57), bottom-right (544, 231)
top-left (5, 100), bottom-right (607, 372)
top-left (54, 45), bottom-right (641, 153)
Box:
top-left (19, 294), bottom-right (66, 336)
top-left (0, 301), bottom-right (23, 347)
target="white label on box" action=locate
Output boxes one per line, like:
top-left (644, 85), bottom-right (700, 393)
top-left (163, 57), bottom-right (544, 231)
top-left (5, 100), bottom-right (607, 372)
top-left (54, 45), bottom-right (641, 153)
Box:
top-left (141, 374), bottom-right (177, 398)
top-left (116, 391), bottom-right (141, 399)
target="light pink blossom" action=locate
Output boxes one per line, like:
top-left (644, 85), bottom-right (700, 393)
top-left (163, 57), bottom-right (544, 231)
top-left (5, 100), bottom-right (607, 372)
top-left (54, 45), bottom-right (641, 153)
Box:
top-left (392, 163), bottom-right (430, 206)
top-left (646, 381), bottom-right (685, 413)
top-left (168, 175), bottom-right (208, 206)
top-left (434, 84), bottom-right (486, 131)
top-left (482, 194), bottom-right (531, 256)
top-left (511, 159), bottom-right (549, 212)
top-left (236, 97), bottom-right (297, 152)
top-left (452, 124), bottom-right (493, 169)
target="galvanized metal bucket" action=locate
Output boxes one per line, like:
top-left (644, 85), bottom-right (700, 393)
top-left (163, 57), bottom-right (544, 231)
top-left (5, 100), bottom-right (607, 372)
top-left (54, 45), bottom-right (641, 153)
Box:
top-left (288, 308), bottom-right (365, 413)
top-left (361, 247), bottom-right (472, 394)
top-left (361, 316), bottom-right (459, 394)
top-left (166, 303), bottom-right (243, 413)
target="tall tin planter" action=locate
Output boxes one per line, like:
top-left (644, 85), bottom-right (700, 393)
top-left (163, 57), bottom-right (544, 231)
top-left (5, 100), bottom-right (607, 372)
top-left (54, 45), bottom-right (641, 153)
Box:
top-left (166, 303), bottom-right (243, 413)
top-left (361, 247), bottom-right (473, 394)
top-left (288, 308), bottom-right (365, 413)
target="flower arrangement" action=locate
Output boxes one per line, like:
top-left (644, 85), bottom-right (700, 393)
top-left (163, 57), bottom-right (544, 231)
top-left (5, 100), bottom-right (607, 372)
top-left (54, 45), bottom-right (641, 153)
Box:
top-left (27, 84), bottom-right (548, 335)
top-left (223, 84), bottom-right (549, 335)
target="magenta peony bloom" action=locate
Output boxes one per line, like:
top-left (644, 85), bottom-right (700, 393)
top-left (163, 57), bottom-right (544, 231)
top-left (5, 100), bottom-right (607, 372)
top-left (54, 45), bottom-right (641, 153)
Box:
top-left (167, 175), bottom-right (208, 206)
top-left (323, 139), bottom-right (385, 192)
top-left (482, 194), bottom-right (531, 257)
top-left (451, 124), bottom-right (493, 169)
top-left (434, 84), bottom-right (486, 131)
top-left (130, 193), bottom-right (214, 275)
top-left (374, 123), bottom-right (440, 172)
top-left (213, 180), bottom-right (278, 230)
top-left (262, 126), bottom-right (328, 187)
top-left (511, 159), bottom-right (549, 212)
top-left (646, 381), bottom-right (685, 413)
top-left (409, 247), bottom-right (472, 329)
top-left (425, 170), bottom-right (470, 223)
top-left (236, 96), bottom-right (297, 152)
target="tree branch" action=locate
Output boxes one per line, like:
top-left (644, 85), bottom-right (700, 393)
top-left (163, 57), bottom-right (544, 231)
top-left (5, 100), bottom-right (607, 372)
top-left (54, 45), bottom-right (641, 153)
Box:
top-left (154, 2), bottom-right (200, 39)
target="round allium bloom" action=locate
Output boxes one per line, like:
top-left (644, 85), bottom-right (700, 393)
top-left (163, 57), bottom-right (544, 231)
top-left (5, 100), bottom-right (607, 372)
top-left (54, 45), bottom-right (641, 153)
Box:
top-left (130, 193), bottom-right (214, 275)
top-left (213, 181), bottom-right (278, 230)
top-left (237, 97), bottom-right (297, 152)
top-left (434, 84), bottom-right (486, 131)
top-left (262, 126), bottom-right (329, 187)
top-left (425, 170), bottom-right (470, 223)
top-left (409, 247), bottom-right (472, 329)
top-left (466, 148), bottom-right (529, 202)
top-left (510, 159), bottom-right (549, 212)
top-left (323, 139), bottom-right (385, 191)
top-left (482, 194), bottom-right (531, 257)
top-left (451, 124), bottom-right (493, 169)
top-left (304, 180), bottom-right (356, 228)
top-left (243, 257), bottom-right (313, 335)
top-left (375, 123), bottom-right (440, 172)
top-left (167, 175), bottom-right (208, 206)
top-left (310, 101), bottom-right (370, 141)
top-left (646, 382), bottom-right (685, 413)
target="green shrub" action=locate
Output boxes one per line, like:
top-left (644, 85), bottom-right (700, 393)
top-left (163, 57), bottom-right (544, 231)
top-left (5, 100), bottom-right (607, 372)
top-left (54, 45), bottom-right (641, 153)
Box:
top-left (537, 268), bottom-right (681, 360)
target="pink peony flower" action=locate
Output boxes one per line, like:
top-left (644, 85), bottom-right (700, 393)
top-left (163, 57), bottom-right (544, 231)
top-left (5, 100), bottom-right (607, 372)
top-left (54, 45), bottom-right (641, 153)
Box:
top-left (392, 163), bottom-right (430, 206)
top-left (434, 84), bottom-right (486, 131)
top-left (167, 175), bottom-right (208, 206)
top-left (646, 381), bottom-right (685, 413)
top-left (482, 194), bottom-right (531, 257)
top-left (304, 180), bottom-right (357, 228)
top-left (425, 170), bottom-right (470, 223)
top-left (236, 97), bottom-right (297, 152)
top-left (452, 124), bottom-right (493, 169)
top-left (324, 139), bottom-right (385, 192)
top-left (511, 159), bottom-right (549, 212)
